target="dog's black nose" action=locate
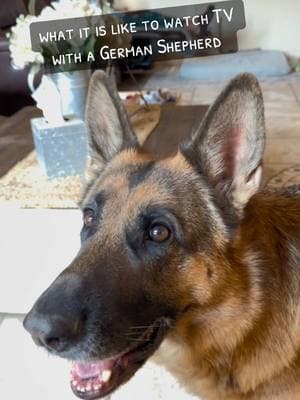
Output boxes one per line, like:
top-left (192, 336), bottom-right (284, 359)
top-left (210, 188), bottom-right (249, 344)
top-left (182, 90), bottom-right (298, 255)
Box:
top-left (23, 274), bottom-right (86, 353)
top-left (23, 310), bottom-right (83, 353)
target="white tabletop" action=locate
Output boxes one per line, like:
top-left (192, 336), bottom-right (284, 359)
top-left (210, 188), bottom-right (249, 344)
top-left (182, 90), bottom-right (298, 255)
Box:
top-left (0, 205), bottom-right (82, 314)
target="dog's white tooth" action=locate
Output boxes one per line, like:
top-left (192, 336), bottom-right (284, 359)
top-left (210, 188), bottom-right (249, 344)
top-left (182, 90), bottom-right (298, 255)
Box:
top-left (72, 380), bottom-right (78, 386)
top-left (86, 383), bottom-right (92, 391)
top-left (102, 369), bottom-right (112, 383)
top-left (93, 384), bottom-right (101, 391)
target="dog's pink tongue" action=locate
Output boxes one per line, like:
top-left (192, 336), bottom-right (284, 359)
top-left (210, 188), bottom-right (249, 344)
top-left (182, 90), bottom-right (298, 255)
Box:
top-left (72, 360), bottom-right (114, 380)
top-left (74, 362), bottom-right (101, 379)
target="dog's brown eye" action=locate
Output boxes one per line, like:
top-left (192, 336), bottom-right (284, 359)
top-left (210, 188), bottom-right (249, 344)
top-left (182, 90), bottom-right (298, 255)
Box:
top-left (148, 224), bottom-right (170, 242)
top-left (83, 210), bottom-right (94, 227)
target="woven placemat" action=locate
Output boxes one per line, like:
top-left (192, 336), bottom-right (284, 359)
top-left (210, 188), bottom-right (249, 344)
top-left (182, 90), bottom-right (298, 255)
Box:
top-left (0, 104), bottom-right (160, 209)
top-left (264, 164), bottom-right (300, 188)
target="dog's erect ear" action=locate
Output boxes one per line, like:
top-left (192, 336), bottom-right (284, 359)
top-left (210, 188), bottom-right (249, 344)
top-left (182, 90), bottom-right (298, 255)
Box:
top-left (184, 73), bottom-right (265, 218)
top-left (85, 70), bottom-right (138, 173)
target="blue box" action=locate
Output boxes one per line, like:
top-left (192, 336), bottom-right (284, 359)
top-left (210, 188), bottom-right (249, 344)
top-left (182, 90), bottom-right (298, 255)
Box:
top-left (31, 117), bottom-right (87, 179)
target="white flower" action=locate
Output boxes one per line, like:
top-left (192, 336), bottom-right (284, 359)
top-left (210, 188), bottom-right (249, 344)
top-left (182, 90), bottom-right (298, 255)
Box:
top-left (8, 14), bottom-right (44, 69)
top-left (8, 0), bottom-right (105, 69)
top-left (40, 0), bottom-right (101, 21)
top-left (38, 6), bottom-right (58, 20)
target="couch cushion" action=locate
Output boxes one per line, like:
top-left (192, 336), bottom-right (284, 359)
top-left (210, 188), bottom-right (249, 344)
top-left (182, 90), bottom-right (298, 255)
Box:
top-left (0, 0), bottom-right (26, 29)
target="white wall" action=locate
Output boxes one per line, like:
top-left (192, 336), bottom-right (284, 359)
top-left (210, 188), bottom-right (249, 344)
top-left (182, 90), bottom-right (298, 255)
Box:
top-left (115, 0), bottom-right (300, 56)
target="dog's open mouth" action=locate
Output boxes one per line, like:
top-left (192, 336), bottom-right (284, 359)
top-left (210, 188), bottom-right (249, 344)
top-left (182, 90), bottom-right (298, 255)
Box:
top-left (70, 318), bottom-right (169, 399)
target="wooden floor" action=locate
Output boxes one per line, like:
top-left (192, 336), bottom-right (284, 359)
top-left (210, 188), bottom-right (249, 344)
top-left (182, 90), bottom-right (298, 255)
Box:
top-left (0, 107), bottom-right (41, 177)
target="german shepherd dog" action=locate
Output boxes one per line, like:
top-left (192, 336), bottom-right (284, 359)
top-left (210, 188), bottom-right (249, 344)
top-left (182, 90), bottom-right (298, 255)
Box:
top-left (24, 71), bottom-right (300, 400)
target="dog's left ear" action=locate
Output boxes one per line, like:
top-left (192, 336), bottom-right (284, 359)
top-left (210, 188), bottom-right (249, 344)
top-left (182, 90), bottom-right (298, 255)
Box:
top-left (85, 70), bottom-right (138, 175)
top-left (184, 73), bottom-right (265, 217)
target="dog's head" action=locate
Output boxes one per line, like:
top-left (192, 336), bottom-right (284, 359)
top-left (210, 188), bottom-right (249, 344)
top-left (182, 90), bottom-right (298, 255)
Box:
top-left (24, 72), bottom-right (265, 399)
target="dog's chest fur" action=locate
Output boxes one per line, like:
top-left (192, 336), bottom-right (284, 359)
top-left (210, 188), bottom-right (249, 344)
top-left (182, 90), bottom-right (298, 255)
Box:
top-left (153, 335), bottom-right (300, 400)
top-left (153, 337), bottom-right (243, 400)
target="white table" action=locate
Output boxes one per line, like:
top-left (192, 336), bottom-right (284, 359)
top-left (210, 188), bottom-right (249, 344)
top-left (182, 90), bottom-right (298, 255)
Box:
top-left (0, 205), bottom-right (82, 314)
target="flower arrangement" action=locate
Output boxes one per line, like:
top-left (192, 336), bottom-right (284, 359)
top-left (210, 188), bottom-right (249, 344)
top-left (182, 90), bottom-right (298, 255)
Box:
top-left (7, 0), bottom-right (106, 70)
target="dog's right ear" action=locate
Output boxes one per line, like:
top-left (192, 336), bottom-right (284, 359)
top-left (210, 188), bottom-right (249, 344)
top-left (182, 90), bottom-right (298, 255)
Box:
top-left (85, 70), bottom-right (138, 174)
top-left (182, 73), bottom-right (265, 221)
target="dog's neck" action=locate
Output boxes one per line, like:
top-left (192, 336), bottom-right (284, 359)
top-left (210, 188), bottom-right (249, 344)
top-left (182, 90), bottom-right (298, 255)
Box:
top-left (154, 189), bottom-right (300, 399)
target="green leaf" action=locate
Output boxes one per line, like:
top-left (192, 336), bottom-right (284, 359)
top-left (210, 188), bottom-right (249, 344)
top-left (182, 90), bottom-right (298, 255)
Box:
top-left (28, 0), bottom-right (36, 15)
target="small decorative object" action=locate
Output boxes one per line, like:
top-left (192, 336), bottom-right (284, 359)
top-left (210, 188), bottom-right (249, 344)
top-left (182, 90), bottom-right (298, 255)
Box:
top-left (31, 117), bottom-right (87, 178)
top-left (30, 74), bottom-right (88, 179)
top-left (7, 0), bottom-right (108, 119)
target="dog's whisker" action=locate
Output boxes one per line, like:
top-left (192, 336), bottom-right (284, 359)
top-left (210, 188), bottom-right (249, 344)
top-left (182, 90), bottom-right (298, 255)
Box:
top-left (125, 338), bottom-right (150, 343)
top-left (125, 332), bottom-right (147, 338)
top-left (125, 332), bottom-right (146, 336)
top-left (128, 326), bottom-right (153, 330)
